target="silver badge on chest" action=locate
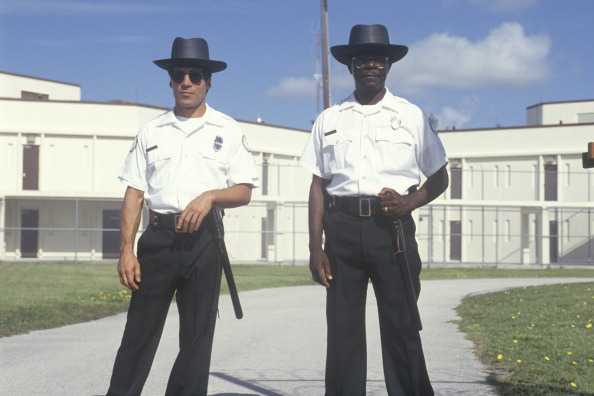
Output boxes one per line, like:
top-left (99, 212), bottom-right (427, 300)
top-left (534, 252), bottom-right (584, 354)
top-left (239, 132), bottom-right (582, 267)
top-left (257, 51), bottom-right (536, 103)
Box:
top-left (390, 112), bottom-right (402, 130)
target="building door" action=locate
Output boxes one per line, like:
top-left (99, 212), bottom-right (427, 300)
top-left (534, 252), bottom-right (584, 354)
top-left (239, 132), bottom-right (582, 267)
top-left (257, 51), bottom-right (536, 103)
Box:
top-left (449, 221), bottom-right (462, 261)
top-left (23, 145), bottom-right (40, 190)
top-left (102, 210), bottom-right (120, 259)
top-left (21, 209), bottom-right (39, 258)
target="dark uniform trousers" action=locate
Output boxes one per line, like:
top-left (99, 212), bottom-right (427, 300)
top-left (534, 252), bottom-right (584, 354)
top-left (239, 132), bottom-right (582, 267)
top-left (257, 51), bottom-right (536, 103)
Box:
top-left (106, 224), bottom-right (222, 396)
top-left (323, 209), bottom-right (434, 396)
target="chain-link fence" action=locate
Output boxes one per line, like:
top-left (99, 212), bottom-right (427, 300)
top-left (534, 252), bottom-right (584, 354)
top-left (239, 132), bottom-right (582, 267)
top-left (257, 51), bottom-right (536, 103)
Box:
top-left (1, 197), bottom-right (592, 267)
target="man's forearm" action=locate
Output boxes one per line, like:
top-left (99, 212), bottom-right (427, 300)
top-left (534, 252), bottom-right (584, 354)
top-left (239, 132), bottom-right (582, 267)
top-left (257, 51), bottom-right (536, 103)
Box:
top-left (407, 165), bottom-right (449, 211)
top-left (204, 183), bottom-right (252, 209)
top-left (308, 175), bottom-right (327, 251)
top-left (120, 187), bottom-right (144, 254)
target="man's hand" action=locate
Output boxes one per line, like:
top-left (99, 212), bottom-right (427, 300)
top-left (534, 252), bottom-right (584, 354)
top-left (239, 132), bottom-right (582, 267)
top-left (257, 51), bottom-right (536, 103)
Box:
top-left (178, 193), bottom-right (213, 233)
top-left (309, 248), bottom-right (332, 288)
top-left (379, 187), bottom-right (412, 218)
top-left (118, 250), bottom-right (141, 291)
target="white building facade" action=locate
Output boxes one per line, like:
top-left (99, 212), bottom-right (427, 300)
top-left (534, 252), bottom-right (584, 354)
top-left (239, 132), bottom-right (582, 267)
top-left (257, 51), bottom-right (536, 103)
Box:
top-left (1, 71), bottom-right (593, 266)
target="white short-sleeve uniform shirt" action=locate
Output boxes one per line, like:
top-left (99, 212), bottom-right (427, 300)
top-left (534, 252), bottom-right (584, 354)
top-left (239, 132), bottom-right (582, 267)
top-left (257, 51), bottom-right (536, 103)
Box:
top-left (299, 89), bottom-right (448, 196)
top-left (119, 105), bottom-right (260, 213)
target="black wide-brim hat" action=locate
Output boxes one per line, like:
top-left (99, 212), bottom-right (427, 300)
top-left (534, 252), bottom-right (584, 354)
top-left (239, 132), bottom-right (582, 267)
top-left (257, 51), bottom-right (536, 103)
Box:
top-left (153, 37), bottom-right (227, 73)
top-left (330, 24), bottom-right (408, 65)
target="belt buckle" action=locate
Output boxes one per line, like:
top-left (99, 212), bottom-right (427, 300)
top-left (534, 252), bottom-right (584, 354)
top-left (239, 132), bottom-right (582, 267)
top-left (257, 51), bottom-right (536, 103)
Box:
top-left (174, 214), bottom-right (183, 233)
top-left (359, 198), bottom-right (372, 217)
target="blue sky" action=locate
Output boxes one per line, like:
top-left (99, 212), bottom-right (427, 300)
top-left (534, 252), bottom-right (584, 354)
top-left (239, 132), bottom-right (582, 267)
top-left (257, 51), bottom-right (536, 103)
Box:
top-left (1, 0), bottom-right (593, 131)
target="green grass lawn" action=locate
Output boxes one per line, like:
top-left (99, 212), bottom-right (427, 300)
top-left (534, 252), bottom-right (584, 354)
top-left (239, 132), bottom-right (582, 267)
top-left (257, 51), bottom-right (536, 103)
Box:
top-left (457, 281), bottom-right (594, 395)
top-left (1, 262), bottom-right (593, 395)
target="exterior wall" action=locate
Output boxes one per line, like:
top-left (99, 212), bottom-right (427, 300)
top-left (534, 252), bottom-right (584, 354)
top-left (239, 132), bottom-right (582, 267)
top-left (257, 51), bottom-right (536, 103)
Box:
top-left (424, 120), bottom-right (594, 267)
top-left (0, 71), bottom-right (81, 100)
top-left (527, 100), bottom-right (594, 126)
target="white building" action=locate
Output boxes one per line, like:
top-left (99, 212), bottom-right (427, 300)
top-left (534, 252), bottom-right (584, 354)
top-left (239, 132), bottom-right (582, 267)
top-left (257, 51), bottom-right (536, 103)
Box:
top-left (0, 71), bottom-right (311, 263)
top-left (1, 70), bottom-right (593, 266)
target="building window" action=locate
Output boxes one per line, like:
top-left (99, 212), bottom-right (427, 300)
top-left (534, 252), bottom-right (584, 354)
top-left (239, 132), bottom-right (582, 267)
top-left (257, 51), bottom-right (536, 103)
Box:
top-left (21, 91), bottom-right (49, 100)
top-left (450, 159), bottom-right (462, 199)
top-left (23, 144), bottom-right (40, 190)
top-left (544, 163), bottom-right (557, 201)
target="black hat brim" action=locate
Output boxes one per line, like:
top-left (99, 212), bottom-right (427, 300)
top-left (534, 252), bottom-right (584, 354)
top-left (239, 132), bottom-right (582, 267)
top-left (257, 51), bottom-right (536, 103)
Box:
top-left (153, 58), bottom-right (227, 73)
top-left (330, 43), bottom-right (408, 65)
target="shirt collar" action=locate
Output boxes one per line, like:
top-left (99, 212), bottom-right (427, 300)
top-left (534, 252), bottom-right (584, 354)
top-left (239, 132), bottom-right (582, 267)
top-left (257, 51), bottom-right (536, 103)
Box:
top-left (338, 88), bottom-right (402, 114)
top-left (155, 104), bottom-right (225, 128)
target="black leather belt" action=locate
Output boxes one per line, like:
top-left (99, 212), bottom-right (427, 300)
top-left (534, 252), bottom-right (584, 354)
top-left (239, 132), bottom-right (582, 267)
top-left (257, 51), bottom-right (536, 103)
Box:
top-left (327, 196), bottom-right (382, 217)
top-left (149, 209), bottom-right (182, 232)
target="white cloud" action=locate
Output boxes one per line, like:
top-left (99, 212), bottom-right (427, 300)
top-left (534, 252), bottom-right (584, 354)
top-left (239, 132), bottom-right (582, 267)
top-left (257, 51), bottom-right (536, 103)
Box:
top-left (267, 22), bottom-right (550, 107)
top-left (435, 95), bottom-right (479, 129)
top-left (266, 76), bottom-right (318, 101)
top-left (393, 22), bottom-right (551, 96)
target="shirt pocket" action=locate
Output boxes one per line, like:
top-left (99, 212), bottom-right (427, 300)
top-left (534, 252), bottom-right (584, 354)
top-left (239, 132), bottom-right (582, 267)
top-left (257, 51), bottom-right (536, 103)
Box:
top-left (322, 129), bottom-right (354, 173)
top-left (375, 127), bottom-right (415, 171)
top-left (198, 145), bottom-right (230, 176)
top-left (146, 149), bottom-right (174, 188)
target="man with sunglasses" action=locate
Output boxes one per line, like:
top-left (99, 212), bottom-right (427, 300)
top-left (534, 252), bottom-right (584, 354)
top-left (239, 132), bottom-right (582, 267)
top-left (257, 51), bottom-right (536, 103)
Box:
top-left (300, 25), bottom-right (449, 395)
top-left (106, 37), bottom-right (259, 396)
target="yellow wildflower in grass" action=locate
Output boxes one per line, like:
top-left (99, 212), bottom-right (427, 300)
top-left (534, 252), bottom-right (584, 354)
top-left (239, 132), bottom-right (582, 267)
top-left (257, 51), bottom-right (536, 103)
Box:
top-left (497, 354), bottom-right (503, 360)
top-left (586, 323), bottom-right (593, 329)
top-left (544, 356), bottom-right (550, 361)
top-left (513, 340), bottom-right (518, 343)
top-left (570, 382), bottom-right (577, 388)
top-left (572, 362), bottom-right (578, 365)
top-left (567, 352), bottom-right (573, 355)
top-left (516, 360), bottom-right (522, 363)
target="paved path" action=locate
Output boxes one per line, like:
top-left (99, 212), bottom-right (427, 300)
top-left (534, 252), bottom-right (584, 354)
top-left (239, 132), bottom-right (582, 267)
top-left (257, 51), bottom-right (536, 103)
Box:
top-left (1, 277), bottom-right (593, 396)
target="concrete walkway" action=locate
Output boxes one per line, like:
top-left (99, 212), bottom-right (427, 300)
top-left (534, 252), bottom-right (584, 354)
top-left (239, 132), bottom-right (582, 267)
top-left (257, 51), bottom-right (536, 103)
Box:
top-left (1, 277), bottom-right (593, 396)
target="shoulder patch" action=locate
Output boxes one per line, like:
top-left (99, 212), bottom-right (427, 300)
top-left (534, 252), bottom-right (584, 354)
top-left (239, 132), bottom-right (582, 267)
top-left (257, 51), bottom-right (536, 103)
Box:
top-left (429, 117), bottom-right (439, 134)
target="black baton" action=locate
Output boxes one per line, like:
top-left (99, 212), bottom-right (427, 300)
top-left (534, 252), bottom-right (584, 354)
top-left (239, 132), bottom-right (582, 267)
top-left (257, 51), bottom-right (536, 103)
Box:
top-left (209, 208), bottom-right (243, 319)
top-left (391, 218), bottom-right (423, 331)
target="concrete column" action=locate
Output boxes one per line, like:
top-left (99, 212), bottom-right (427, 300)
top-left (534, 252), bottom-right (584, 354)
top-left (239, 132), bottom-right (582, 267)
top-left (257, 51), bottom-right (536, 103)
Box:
top-left (539, 207), bottom-right (550, 267)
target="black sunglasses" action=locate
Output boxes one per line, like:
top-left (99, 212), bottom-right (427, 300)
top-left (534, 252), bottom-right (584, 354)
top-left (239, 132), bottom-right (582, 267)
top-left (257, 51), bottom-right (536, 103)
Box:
top-left (351, 56), bottom-right (390, 69)
top-left (168, 70), bottom-right (204, 85)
